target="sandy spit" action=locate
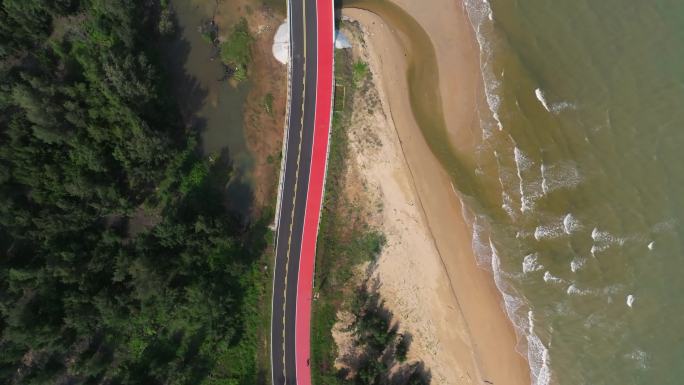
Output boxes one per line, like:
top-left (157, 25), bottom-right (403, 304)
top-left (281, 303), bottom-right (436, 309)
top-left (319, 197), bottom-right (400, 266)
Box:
top-left (339, 23), bottom-right (478, 384)
top-left (342, 3), bottom-right (531, 385)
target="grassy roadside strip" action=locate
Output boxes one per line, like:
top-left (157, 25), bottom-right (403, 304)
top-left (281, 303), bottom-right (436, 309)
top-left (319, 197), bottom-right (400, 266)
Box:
top-left (311, 41), bottom-right (386, 385)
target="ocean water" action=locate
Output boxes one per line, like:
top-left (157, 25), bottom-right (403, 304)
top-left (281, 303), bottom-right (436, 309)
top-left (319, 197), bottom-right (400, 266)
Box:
top-left (461, 0), bottom-right (684, 384)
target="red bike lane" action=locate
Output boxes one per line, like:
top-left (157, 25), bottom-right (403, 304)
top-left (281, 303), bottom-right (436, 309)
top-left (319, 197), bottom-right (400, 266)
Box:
top-left (295, 1), bottom-right (334, 385)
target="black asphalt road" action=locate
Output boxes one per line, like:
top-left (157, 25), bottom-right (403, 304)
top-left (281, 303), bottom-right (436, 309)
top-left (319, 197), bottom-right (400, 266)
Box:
top-left (271, 1), bottom-right (319, 384)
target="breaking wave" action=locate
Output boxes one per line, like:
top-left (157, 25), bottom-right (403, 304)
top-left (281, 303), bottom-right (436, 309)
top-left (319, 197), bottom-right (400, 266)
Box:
top-left (535, 87), bottom-right (576, 114)
top-left (570, 257), bottom-right (586, 273)
top-left (489, 239), bottom-right (551, 385)
top-left (535, 88), bottom-right (551, 112)
top-left (626, 294), bottom-right (636, 308)
top-left (457, 1), bottom-right (675, 383)
top-left (566, 284), bottom-right (590, 296)
top-left (462, 1), bottom-right (554, 383)
top-left (543, 271), bottom-right (565, 284)
top-left (512, 149), bottom-right (582, 215)
top-left (514, 147), bottom-right (545, 213)
top-left (540, 161), bottom-right (582, 194)
top-left (523, 253), bottom-right (544, 274)
top-left (590, 227), bottom-right (630, 256)
top-left (470, 216), bottom-right (494, 269)
top-left (534, 224), bottom-right (564, 241)
top-left (563, 213), bottom-right (581, 234)
top-left (531, 213), bottom-right (581, 241)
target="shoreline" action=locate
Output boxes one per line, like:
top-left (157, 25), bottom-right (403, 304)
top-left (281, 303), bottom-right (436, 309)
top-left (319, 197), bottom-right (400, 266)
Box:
top-left (342, 2), bottom-right (531, 384)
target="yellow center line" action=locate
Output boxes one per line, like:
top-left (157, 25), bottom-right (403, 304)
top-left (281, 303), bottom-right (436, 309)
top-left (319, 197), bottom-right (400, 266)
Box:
top-left (281, 0), bottom-right (308, 380)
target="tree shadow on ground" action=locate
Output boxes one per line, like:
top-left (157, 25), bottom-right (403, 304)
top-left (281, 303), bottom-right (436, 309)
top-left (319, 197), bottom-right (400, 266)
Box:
top-left (158, 9), bottom-right (209, 136)
top-left (339, 278), bottom-right (431, 385)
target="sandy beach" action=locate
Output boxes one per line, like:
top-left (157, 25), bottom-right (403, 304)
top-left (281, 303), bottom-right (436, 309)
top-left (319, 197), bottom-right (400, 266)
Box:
top-left (336, 22), bottom-right (478, 384)
top-left (341, 2), bottom-right (531, 384)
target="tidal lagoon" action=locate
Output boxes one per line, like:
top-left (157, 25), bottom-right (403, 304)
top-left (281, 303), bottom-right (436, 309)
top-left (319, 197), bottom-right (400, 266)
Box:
top-left (162, 0), bottom-right (255, 214)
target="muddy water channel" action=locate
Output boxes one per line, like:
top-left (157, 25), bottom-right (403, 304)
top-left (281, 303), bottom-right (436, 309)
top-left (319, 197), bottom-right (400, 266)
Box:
top-left (162, 0), bottom-right (254, 213)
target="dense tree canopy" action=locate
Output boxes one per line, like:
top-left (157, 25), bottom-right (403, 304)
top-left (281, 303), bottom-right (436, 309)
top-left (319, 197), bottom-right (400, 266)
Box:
top-left (0, 1), bottom-right (266, 384)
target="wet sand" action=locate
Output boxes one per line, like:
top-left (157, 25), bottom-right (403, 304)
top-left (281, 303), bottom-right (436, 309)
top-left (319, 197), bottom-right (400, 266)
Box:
top-left (342, 3), bottom-right (531, 384)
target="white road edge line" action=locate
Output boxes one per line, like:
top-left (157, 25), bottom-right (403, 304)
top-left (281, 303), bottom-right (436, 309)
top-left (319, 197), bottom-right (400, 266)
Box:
top-left (271, 1), bottom-right (293, 385)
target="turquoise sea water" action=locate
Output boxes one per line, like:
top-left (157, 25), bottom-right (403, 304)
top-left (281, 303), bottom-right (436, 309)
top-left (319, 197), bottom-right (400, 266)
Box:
top-left (461, 1), bottom-right (684, 384)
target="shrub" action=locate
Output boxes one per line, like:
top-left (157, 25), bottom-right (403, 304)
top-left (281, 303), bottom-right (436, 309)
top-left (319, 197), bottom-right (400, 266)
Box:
top-left (220, 18), bottom-right (253, 82)
top-left (352, 60), bottom-right (369, 85)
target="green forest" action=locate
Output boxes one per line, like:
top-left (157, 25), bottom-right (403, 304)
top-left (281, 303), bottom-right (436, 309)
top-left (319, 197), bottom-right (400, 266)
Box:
top-left (0, 1), bottom-right (269, 384)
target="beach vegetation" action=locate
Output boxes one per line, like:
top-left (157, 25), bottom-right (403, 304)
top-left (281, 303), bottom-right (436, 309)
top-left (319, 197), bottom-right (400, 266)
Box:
top-left (352, 59), bottom-right (369, 85)
top-left (396, 334), bottom-right (409, 363)
top-left (0, 1), bottom-right (270, 384)
top-left (262, 92), bottom-right (275, 116)
top-left (311, 35), bottom-right (430, 385)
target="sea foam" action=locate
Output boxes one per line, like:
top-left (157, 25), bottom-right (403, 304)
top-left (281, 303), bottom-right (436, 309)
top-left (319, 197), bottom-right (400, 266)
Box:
top-left (490, 238), bottom-right (550, 385)
top-left (523, 253), bottom-right (544, 274)
top-left (513, 147), bottom-right (545, 213)
top-left (567, 284), bottom-right (590, 296)
top-left (461, 2), bottom-right (552, 383)
top-left (513, 150), bottom-right (581, 214)
top-left (563, 213), bottom-right (581, 234)
top-left (652, 218), bottom-right (676, 233)
top-left (470, 217), bottom-right (493, 269)
top-left (514, 147), bottom-right (532, 213)
top-left (527, 332), bottom-right (552, 385)
top-left (570, 257), bottom-right (586, 273)
top-left (543, 271), bottom-right (565, 284)
top-left (626, 294), bottom-right (636, 308)
top-left (514, 147), bottom-right (531, 172)
top-left (540, 161), bottom-right (582, 193)
top-left (535, 88), bottom-right (551, 112)
top-left (626, 349), bottom-right (650, 370)
top-left (528, 310), bottom-right (535, 334)
top-left (591, 244), bottom-right (609, 257)
top-left (535, 87), bottom-right (575, 114)
top-left (534, 224), bottom-right (564, 241)
top-left (540, 164), bottom-right (549, 194)
top-left (501, 191), bottom-right (517, 218)
top-left (533, 214), bottom-right (579, 241)
top-left (591, 227), bottom-right (627, 254)
top-left (493, 150), bottom-right (520, 217)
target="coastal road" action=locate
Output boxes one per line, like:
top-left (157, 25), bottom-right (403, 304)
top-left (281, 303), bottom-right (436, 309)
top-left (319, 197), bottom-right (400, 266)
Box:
top-left (271, 0), bottom-right (334, 385)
